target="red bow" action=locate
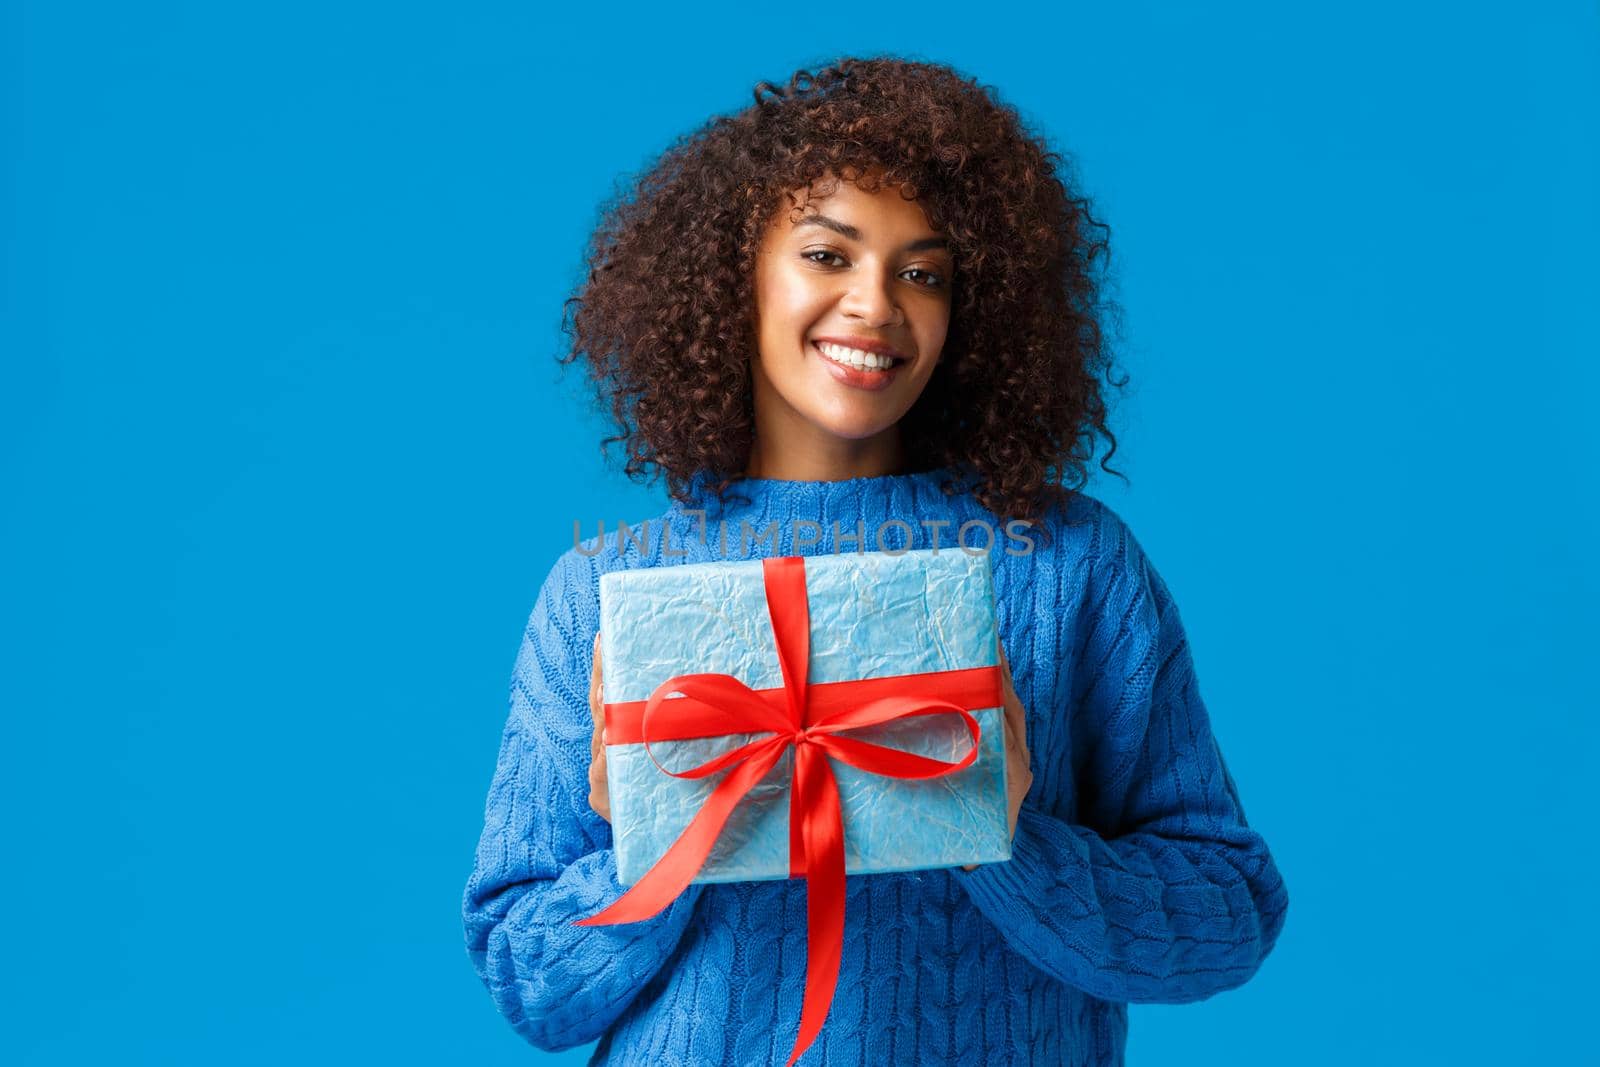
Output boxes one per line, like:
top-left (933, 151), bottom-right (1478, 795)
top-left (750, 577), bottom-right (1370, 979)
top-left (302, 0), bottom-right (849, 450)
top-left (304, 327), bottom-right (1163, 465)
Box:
top-left (576, 555), bottom-right (999, 1066)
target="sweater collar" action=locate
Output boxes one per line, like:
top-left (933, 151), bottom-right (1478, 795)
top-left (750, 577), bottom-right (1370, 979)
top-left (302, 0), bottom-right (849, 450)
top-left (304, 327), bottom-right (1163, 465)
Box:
top-left (680, 463), bottom-right (969, 509)
top-left (667, 463), bottom-right (981, 542)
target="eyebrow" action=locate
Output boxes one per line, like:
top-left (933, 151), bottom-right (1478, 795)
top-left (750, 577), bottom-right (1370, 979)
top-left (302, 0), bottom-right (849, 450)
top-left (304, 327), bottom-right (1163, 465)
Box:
top-left (795, 213), bottom-right (949, 252)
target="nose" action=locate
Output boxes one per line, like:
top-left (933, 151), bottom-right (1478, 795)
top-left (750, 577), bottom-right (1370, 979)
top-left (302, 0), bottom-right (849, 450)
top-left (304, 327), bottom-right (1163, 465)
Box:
top-left (838, 265), bottom-right (903, 327)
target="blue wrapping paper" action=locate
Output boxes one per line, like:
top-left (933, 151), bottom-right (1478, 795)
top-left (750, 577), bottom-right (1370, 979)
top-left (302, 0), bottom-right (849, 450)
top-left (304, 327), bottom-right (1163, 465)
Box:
top-left (598, 548), bottom-right (1011, 886)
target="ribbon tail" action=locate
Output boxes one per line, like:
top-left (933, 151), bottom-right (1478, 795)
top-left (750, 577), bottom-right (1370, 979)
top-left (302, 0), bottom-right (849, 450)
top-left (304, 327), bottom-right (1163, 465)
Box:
top-left (788, 763), bottom-right (807, 878)
top-left (577, 740), bottom-right (786, 927)
top-left (785, 743), bottom-right (845, 1067)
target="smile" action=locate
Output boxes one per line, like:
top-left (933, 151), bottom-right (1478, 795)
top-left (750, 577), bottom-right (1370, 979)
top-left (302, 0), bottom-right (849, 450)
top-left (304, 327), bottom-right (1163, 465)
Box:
top-left (815, 340), bottom-right (903, 371)
top-left (810, 340), bottom-right (905, 392)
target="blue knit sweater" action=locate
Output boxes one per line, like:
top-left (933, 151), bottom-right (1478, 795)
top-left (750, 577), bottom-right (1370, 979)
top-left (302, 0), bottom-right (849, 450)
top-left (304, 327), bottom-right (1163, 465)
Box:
top-left (462, 468), bottom-right (1288, 1065)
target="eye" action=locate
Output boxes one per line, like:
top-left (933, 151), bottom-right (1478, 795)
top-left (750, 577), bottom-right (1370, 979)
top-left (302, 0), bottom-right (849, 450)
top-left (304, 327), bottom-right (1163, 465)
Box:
top-left (800, 249), bottom-right (946, 289)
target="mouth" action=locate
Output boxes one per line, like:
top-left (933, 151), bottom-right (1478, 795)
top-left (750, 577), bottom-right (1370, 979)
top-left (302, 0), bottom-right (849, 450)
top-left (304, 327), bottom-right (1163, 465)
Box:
top-left (810, 339), bottom-right (907, 392)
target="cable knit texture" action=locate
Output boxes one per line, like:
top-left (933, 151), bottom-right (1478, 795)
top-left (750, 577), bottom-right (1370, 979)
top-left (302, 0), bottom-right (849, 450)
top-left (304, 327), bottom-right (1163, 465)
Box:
top-left (462, 467), bottom-right (1288, 1065)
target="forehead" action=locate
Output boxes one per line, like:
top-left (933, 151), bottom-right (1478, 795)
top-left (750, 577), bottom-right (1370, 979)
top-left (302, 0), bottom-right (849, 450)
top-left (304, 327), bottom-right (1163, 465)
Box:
top-left (766, 176), bottom-right (941, 240)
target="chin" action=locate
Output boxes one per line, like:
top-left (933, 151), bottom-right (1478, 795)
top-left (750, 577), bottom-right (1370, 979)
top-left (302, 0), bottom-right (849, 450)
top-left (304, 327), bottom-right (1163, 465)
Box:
top-left (810, 414), bottom-right (901, 442)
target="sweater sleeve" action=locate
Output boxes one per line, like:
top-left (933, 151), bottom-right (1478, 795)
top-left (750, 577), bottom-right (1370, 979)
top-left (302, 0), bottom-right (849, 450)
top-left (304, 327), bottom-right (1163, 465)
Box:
top-left (955, 517), bottom-right (1289, 1003)
top-left (461, 551), bottom-right (706, 1051)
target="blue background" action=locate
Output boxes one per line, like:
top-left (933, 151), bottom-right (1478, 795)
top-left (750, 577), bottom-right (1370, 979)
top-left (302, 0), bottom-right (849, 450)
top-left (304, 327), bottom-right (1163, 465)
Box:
top-left (5, 3), bottom-right (1595, 1064)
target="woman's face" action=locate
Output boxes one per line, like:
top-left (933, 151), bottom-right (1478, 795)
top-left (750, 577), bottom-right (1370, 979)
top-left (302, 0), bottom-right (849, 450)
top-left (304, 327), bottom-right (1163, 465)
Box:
top-left (750, 174), bottom-right (954, 452)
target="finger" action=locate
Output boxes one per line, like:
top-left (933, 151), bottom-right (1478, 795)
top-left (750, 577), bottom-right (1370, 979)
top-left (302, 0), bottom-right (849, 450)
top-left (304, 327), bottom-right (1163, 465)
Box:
top-left (1005, 695), bottom-right (1026, 748)
top-left (591, 633), bottom-right (607, 740)
top-left (999, 665), bottom-right (1027, 749)
top-left (995, 640), bottom-right (1018, 708)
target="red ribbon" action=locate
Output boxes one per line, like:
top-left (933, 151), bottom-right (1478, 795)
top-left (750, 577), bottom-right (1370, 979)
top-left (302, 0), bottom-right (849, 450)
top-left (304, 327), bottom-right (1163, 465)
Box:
top-left (575, 556), bottom-right (999, 1066)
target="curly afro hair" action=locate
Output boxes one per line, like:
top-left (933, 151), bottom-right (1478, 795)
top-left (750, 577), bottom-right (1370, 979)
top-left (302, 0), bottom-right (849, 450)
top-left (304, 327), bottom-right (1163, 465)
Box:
top-left (560, 55), bottom-right (1127, 526)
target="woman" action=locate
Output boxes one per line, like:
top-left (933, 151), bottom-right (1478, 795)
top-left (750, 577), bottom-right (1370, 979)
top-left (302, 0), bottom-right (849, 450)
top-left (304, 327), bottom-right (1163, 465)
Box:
top-left (463, 56), bottom-right (1288, 1066)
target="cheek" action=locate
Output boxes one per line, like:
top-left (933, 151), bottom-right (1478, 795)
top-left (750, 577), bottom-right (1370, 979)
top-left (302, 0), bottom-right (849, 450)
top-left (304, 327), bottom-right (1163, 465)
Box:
top-left (917, 307), bottom-right (951, 360)
top-left (760, 266), bottom-right (832, 339)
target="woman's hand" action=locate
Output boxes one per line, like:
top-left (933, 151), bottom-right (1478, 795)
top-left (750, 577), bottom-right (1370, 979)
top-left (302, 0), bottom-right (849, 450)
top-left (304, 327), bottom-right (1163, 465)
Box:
top-left (963, 639), bottom-right (1033, 871)
top-left (588, 632), bottom-right (611, 823)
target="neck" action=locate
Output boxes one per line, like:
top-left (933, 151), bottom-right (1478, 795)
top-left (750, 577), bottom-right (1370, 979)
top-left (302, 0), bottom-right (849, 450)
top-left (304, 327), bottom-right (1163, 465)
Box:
top-left (744, 428), bottom-right (906, 482)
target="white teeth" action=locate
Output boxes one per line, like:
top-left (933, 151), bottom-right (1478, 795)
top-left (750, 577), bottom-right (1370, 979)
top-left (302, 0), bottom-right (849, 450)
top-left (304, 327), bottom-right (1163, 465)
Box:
top-left (817, 341), bottom-right (895, 371)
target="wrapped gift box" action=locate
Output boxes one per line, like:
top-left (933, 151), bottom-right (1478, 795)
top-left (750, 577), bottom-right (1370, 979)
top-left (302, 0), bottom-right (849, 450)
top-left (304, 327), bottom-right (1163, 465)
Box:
top-left (598, 547), bottom-right (1011, 886)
